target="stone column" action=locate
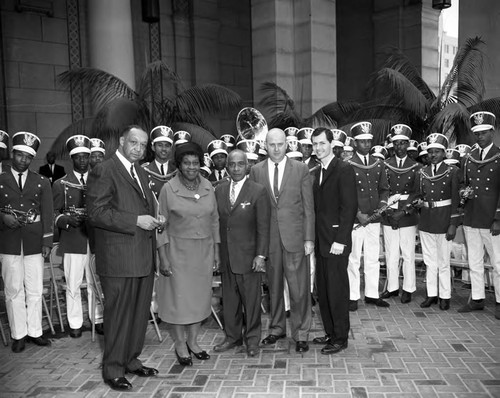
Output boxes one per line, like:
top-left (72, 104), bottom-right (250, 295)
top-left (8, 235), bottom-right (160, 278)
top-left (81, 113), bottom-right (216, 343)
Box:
top-left (88, 0), bottom-right (136, 89)
top-left (251, 0), bottom-right (337, 119)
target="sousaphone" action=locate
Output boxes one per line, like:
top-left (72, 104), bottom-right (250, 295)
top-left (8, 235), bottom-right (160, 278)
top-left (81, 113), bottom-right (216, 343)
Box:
top-left (236, 107), bottom-right (268, 141)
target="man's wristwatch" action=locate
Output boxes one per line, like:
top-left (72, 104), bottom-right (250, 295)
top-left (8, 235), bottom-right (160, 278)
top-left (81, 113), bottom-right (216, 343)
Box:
top-left (257, 255), bottom-right (266, 260)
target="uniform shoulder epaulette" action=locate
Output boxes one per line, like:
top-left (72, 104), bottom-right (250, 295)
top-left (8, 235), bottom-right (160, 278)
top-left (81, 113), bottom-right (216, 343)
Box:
top-left (141, 162), bottom-right (151, 168)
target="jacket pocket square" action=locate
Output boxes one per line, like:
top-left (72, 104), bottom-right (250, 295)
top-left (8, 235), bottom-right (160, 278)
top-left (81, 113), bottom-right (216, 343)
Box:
top-left (332, 225), bottom-right (339, 228)
top-left (240, 201), bottom-right (251, 208)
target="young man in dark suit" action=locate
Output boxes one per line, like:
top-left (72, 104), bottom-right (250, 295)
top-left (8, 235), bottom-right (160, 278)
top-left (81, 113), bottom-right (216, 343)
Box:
top-left (39, 151), bottom-right (65, 184)
top-left (249, 128), bottom-right (315, 353)
top-left (311, 127), bottom-right (357, 355)
top-left (214, 150), bottom-right (270, 357)
top-left (87, 125), bottom-right (162, 391)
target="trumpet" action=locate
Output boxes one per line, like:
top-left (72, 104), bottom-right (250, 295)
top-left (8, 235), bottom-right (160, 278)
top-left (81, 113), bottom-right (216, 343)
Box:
top-left (64, 205), bottom-right (87, 219)
top-left (0, 205), bottom-right (39, 225)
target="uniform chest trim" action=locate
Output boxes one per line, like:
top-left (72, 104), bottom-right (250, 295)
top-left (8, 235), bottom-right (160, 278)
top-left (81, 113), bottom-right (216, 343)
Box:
top-left (348, 159), bottom-right (382, 170)
top-left (384, 162), bottom-right (419, 174)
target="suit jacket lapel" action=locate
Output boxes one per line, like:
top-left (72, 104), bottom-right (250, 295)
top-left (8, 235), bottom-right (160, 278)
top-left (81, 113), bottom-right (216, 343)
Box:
top-left (261, 161), bottom-right (276, 203)
top-left (112, 155), bottom-right (144, 199)
top-left (321, 157), bottom-right (337, 186)
top-left (279, 159), bottom-right (292, 196)
top-left (220, 181), bottom-right (231, 214)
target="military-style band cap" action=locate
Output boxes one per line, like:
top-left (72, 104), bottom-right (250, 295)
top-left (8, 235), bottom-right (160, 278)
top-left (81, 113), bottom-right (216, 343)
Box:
top-left (220, 134), bottom-right (236, 148)
top-left (150, 125), bottom-right (174, 145)
top-left (66, 135), bottom-right (91, 156)
top-left (331, 129), bottom-right (347, 147)
top-left (408, 139), bottom-right (418, 152)
top-left (201, 153), bottom-right (213, 175)
top-left (284, 127), bottom-right (299, 139)
top-left (12, 131), bottom-right (40, 157)
top-left (444, 148), bottom-right (460, 164)
top-left (389, 124), bottom-right (412, 141)
top-left (0, 130), bottom-right (9, 149)
top-left (417, 142), bottom-right (428, 157)
top-left (236, 139), bottom-right (260, 160)
top-left (297, 127), bottom-right (314, 145)
top-left (370, 145), bottom-right (389, 160)
top-left (256, 139), bottom-right (267, 155)
top-left (455, 143), bottom-right (471, 157)
top-left (90, 138), bottom-right (105, 154)
top-left (285, 136), bottom-right (302, 159)
top-left (207, 139), bottom-right (228, 158)
top-left (470, 111), bottom-right (495, 132)
top-left (173, 130), bottom-right (191, 145)
top-left (426, 133), bottom-right (448, 151)
top-left (344, 136), bottom-right (355, 152)
top-left (350, 121), bottom-right (373, 140)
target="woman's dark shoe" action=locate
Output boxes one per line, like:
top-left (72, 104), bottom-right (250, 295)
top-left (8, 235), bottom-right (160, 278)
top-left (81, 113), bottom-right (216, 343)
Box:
top-left (187, 343), bottom-right (210, 360)
top-left (175, 349), bottom-right (193, 366)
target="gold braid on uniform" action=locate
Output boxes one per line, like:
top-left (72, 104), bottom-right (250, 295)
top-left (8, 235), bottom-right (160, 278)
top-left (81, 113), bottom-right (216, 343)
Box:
top-left (383, 162), bottom-right (420, 174)
top-left (142, 165), bottom-right (177, 182)
top-left (348, 159), bottom-right (382, 170)
top-left (464, 152), bottom-right (500, 165)
top-left (419, 167), bottom-right (453, 193)
top-left (60, 179), bottom-right (87, 190)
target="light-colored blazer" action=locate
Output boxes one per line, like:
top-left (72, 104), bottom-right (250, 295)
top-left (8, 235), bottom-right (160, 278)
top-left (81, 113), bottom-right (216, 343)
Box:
top-left (249, 158), bottom-right (314, 253)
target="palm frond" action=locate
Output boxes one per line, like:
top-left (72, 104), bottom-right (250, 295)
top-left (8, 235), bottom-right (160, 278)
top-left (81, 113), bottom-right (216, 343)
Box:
top-left (369, 48), bottom-right (435, 102)
top-left (258, 82), bottom-right (298, 114)
top-left (58, 68), bottom-right (137, 110)
top-left (266, 112), bottom-right (303, 130)
top-left (308, 101), bottom-right (361, 127)
top-left (137, 61), bottom-right (185, 103)
top-left (173, 84), bottom-right (242, 118)
top-left (170, 122), bottom-right (217, 151)
top-left (439, 36), bottom-right (485, 110)
top-left (427, 103), bottom-right (472, 144)
top-left (49, 118), bottom-right (95, 159)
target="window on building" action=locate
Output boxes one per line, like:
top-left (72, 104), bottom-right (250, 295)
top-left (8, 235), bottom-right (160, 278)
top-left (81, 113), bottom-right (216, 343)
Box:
top-left (445, 44), bottom-right (449, 53)
top-left (444, 59), bottom-right (449, 68)
top-left (453, 46), bottom-right (457, 54)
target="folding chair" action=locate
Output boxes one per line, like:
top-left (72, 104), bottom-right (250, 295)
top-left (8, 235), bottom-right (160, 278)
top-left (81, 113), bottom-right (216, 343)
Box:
top-left (211, 274), bottom-right (223, 329)
top-left (48, 244), bottom-right (65, 332)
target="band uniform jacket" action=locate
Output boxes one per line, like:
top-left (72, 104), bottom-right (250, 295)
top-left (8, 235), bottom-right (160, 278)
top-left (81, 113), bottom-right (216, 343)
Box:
top-left (349, 154), bottom-right (389, 223)
top-left (142, 160), bottom-right (176, 199)
top-left (417, 163), bottom-right (460, 234)
top-left (313, 157), bottom-right (358, 257)
top-left (381, 156), bottom-right (421, 228)
top-left (461, 145), bottom-right (500, 229)
top-left (53, 171), bottom-right (88, 254)
top-left (249, 158), bottom-right (315, 253)
top-left (208, 168), bottom-right (228, 183)
top-left (86, 154), bottom-right (157, 278)
top-left (215, 179), bottom-right (270, 274)
top-left (0, 170), bottom-right (53, 255)
top-left (39, 163), bottom-right (65, 184)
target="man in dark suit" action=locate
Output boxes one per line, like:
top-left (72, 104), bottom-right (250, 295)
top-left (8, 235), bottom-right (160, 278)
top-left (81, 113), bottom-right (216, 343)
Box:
top-left (39, 151), bottom-right (65, 184)
top-left (87, 125), bottom-right (162, 391)
top-left (214, 150), bottom-right (270, 357)
top-left (311, 127), bottom-right (357, 355)
top-left (249, 128), bottom-right (315, 353)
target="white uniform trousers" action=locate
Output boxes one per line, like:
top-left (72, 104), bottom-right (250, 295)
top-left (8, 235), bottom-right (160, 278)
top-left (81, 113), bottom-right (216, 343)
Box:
top-left (419, 231), bottom-right (451, 299)
top-left (463, 226), bottom-right (500, 302)
top-left (64, 248), bottom-right (103, 329)
top-left (1, 251), bottom-right (44, 340)
top-left (348, 222), bottom-right (381, 300)
top-left (382, 225), bottom-right (417, 293)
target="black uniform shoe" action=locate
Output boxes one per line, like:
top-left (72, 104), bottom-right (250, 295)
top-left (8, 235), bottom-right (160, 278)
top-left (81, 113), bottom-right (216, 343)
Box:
top-left (28, 335), bottom-right (51, 346)
top-left (295, 341), bottom-right (309, 353)
top-left (401, 290), bottom-right (412, 304)
top-left (364, 297), bottom-right (390, 307)
top-left (349, 300), bottom-right (358, 311)
top-left (380, 289), bottom-right (399, 299)
top-left (95, 324), bottom-right (104, 335)
top-left (11, 337), bottom-right (26, 353)
top-left (458, 299), bottom-right (484, 312)
top-left (105, 377), bottom-right (132, 391)
top-left (420, 296), bottom-right (438, 308)
top-left (69, 328), bottom-right (82, 338)
top-left (439, 298), bottom-right (450, 311)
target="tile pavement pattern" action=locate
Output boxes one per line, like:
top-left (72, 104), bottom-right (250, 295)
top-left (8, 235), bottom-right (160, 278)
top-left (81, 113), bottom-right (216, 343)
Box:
top-left (0, 282), bottom-right (499, 398)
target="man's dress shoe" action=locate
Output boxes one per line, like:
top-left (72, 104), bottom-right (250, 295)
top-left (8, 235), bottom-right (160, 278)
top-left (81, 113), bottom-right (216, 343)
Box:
top-left (312, 335), bottom-right (331, 345)
top-left (95, 324), bottom-right (104, 335)
top-left (127, 366), bottom-right (158, 377)
top-left (247, 346), bottom-right (260, 357)
top-left (69, 328), bottom-right (82, 338)
top-left (187, 343), bottom-right (210, 360)
top-left (105, 377), bottom-right (132, 391)
top-left (380, 289), bottom-right (399, 299)
top-left (364, 297), bottom-right (390, 307)
top-left (213, 340), bottom-right (242, 352)
top-left (420, 297), bottom-right (438, 308)
top-left (28, 335), bottom-right (51, 346)
top-left (261, 334), bottom-right (286, 345)
top-left (11, 337), bottom-right (26, 353)
top-left (321, 341), bottom-right (348, 355)
top-left (439, 299), bottom-right (450, 311)
top-left (458, 299), bottom-right (484, 313)
top-left (295, 341), bottom-right (309, 353)
top-left (349, 300), bottom-right (358, 311)
top-left (401, 290), bottom-right (412, 304)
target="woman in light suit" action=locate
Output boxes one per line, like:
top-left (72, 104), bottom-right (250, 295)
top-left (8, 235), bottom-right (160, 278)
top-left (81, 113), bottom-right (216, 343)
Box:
top-left (157, 142), bottom-right (220, 366)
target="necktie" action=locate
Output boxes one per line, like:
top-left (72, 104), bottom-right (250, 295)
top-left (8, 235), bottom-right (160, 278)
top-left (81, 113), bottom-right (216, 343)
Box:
top-left (130, 165), bottom-right (145, 198)
top-left (364, 156), bottom-right (368, 166)
top-left (230, 181), bottom-right (236, 206)
top-left (433, 165), bottom-right (437, 176)
top-left (319, 167), bottom-right (325, 185)
top-left (18, 173), bottom-right (23, 191)
top-left (479, 149), bottom-right (484, 160)
top-left (398, 159), bottom-right (403, 168)
top-left (160, 164), bottom-right (165, 175)
top-left (218, 170), bottom-right (223, 180)
top-left (80, 173), bottom-right (85, 185)
top-left (273, 163), bottom-right (279, 200)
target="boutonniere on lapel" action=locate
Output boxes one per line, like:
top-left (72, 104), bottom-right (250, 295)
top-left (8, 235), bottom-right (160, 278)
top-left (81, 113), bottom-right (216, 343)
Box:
top-left (240, 201), bottom-right (251, 208)
top-left (194, 194), bottom-right (200, 200)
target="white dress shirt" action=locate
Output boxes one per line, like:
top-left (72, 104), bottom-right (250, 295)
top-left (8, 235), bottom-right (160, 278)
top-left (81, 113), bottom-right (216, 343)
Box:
top-left (267, 157), bottom-right (287, 190)
top-left (116, 150), bottom-right (145, 194)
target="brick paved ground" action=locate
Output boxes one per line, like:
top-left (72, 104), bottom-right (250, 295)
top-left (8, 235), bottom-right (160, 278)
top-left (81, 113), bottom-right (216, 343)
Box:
top-left (1, 279), bottom-right (499, 397)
